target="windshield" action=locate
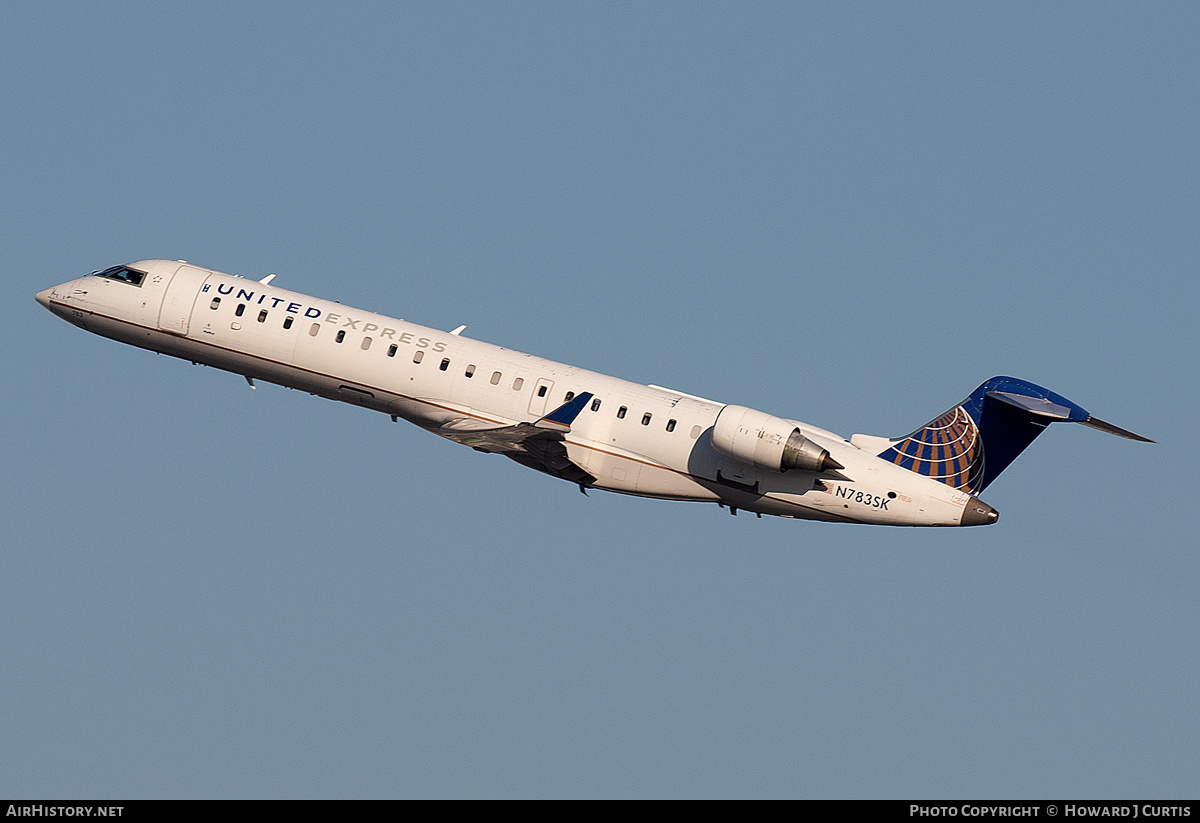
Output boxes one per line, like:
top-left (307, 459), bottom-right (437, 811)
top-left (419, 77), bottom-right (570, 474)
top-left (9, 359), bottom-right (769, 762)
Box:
top-left (92, 265), bottom-right (146, 286)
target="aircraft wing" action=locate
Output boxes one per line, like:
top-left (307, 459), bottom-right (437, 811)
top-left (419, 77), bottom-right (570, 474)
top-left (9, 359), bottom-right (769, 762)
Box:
top-left (438, 392), bottom-right (597, 486)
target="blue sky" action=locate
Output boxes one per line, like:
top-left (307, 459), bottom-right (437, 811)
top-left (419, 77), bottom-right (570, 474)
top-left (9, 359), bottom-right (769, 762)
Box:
top-left (3, 2), bottom-right (1197, 798)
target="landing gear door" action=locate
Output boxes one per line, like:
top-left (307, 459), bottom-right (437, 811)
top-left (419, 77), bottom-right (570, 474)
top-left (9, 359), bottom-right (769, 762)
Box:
top-left (157, 265), bottom-right (211, 336)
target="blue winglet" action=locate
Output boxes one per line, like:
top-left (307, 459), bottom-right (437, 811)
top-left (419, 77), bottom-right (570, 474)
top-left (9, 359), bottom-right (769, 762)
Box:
top-left (534, 392), bottom-right (594, 432)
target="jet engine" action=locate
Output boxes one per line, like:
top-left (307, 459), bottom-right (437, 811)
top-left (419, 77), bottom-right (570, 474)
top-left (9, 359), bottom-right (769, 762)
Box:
top-left (711, 405), bottom-right (844, 474)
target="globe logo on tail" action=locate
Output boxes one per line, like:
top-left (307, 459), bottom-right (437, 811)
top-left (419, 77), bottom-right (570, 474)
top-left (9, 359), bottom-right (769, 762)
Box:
top-left (878, 406), bottom-right (985, 493)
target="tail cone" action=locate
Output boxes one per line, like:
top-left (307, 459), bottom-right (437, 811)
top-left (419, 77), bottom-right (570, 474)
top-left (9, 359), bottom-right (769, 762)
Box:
top-left (961, 497), bottom-right (999, 527)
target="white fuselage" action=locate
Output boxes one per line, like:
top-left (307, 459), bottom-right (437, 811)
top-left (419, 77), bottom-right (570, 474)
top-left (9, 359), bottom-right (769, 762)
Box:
top-left (38, 260), bottom-right (988, 526)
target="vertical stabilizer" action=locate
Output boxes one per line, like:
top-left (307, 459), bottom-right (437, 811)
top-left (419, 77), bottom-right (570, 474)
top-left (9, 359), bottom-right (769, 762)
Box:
top-left (875, 377), bottom-right (1150, 493)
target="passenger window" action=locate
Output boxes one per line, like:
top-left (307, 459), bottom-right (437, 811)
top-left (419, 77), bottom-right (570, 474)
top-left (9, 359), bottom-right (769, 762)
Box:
top-left (537, 385), bottom-right (547, 397)
top-left (361, 337), bottom-right (372, 351)
top-left (235, 304), bottom-right (245, 317)
top-left (336, 330), bottom-right (345, 343)
top-left (210, 298), bottom-right (220, 310)
top-left (283, 316), bottom-right (293, 330)
top-left (440, 358), bottom-right (450, 371)
top-left (413, 350), bottom-right (424, 364)
top-left (642, 413), bottom-right (651, 426)
top-left (490, 371), bottom-right (502, 385)
top-left (564, 391), bottom-right (575, 402)
top-left (257, 310), bottom-right (267, 323)
top-left (309, 323), bottom-right (320, 336)
top-left (666, 419), bottom-right (676, 432)
top-left (617, 406), bottom-right (627, 419)
top-left (591, 398), bottom-right (601, 412)
top-left (465, 365), bottom-right (475, 378)
top-left (512, 377), bottom-right (524, 391)
top-left (690, 425), bottom-right (702, 439)
top-left (387, 344), bottom-right (397, 357)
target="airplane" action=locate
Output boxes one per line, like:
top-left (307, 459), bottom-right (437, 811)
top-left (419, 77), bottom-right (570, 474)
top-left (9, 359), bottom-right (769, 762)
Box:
top-left (36, 260), bottom-right (1152, 527)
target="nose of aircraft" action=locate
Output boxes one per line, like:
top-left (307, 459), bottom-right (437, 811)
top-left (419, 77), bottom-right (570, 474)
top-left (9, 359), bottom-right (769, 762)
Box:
top-left (35, 287), bottom-right (53, 308)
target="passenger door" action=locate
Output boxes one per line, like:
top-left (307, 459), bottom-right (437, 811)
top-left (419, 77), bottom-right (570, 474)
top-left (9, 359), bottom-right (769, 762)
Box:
top-left (157, 265), bottom-right (211, 335)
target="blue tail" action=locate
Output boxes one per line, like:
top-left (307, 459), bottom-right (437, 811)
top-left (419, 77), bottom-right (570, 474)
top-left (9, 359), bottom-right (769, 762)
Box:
top-left (876, 377), bottom-right (1151, 493)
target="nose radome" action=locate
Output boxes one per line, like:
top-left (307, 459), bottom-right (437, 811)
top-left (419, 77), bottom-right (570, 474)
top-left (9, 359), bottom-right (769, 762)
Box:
top-left (35, 288), bottom-right (53, 308)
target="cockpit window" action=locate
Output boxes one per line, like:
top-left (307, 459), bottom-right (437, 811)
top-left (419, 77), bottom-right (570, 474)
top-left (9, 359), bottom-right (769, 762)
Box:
top-left (93, 265), bottom-right (146, 286)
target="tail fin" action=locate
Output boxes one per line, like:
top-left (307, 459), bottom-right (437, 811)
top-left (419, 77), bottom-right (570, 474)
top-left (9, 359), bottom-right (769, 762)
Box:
top-left (872, 377), bottom-right (1152, 493)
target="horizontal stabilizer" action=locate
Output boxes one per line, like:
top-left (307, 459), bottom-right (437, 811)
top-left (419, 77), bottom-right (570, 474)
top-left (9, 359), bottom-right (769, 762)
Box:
top-left (990, 387), bottom-right (1152, 441)
top-left (1080, 416), bottom-right (1154, 442)
top-left (986, 391), bottom-right (1075, 420)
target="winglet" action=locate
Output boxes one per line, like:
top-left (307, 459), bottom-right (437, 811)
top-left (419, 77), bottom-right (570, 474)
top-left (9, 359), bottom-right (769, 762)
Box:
top-left (534, 392), bottom-right (593, 432)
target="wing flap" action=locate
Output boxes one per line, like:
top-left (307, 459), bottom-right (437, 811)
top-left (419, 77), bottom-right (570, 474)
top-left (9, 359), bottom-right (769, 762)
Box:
top-left (436, 393), bottom-right (597, 484)
top-left (441, 417), bottom-right (508, 433)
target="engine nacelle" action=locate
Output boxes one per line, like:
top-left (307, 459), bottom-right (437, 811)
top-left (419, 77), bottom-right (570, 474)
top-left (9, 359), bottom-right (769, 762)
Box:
top-left (711, 405), bottom-right (844, 474)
